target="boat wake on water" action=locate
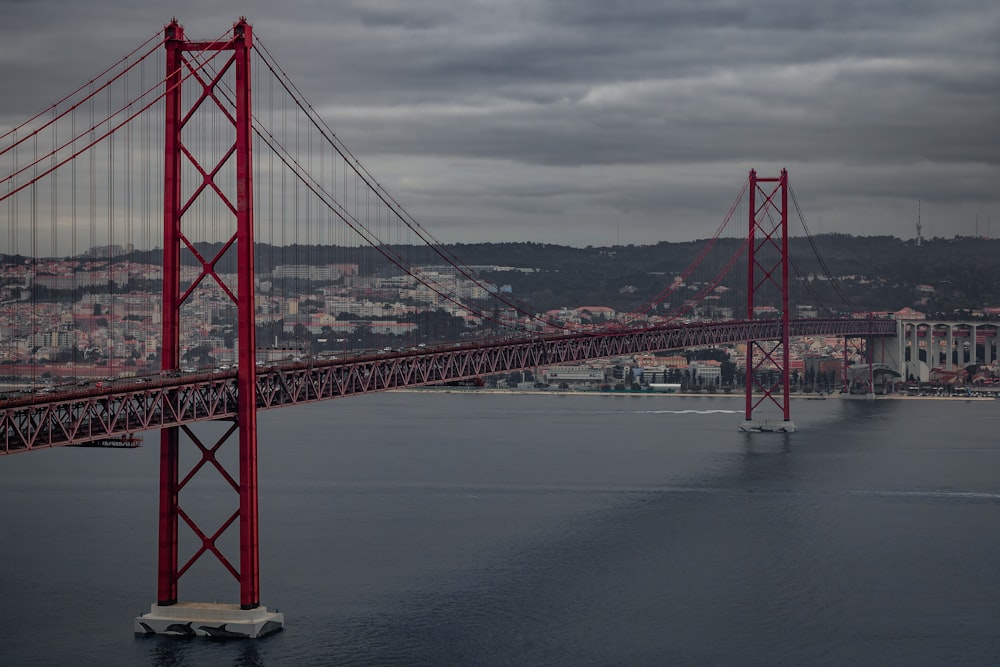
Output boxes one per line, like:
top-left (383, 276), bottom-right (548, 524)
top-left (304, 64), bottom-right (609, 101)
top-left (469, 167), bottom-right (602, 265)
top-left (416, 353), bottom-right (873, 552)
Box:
top-left (846, 489), bottom-right (1000, 502)
top-left (631, 409), bottom-right (744, 415)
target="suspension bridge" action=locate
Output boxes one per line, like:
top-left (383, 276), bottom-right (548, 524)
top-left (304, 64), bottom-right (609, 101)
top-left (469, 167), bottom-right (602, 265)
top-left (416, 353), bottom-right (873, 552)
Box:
top-left (0, 19), bottom-right (894, 637)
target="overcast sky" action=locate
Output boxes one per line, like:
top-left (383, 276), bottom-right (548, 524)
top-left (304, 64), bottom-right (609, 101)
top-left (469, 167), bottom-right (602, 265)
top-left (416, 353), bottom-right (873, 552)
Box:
top-left (2, 0), bottom-right (999, 247)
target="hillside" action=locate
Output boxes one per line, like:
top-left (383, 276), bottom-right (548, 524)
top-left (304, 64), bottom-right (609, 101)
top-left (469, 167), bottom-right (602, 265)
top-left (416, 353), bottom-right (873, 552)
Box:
top-left (8, 234), bottom-right (996, 318)
top-left (451, 235), bottom-right (1000, 317)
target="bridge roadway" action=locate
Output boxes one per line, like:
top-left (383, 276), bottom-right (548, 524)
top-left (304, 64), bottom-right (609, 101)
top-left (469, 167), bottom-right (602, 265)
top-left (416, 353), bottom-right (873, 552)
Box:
top-left (0, 317), bottom-right (894, 454)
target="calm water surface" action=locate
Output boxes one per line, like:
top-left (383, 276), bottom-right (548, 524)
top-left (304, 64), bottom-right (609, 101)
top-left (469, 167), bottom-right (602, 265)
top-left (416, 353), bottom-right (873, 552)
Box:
top-left (1, 392), bottom-right (1000, 666)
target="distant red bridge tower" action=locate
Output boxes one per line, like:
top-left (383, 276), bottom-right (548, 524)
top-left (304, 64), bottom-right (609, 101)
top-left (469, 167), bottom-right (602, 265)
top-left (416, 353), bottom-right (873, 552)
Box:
top-left (740, 169), bottom-right (796, 433)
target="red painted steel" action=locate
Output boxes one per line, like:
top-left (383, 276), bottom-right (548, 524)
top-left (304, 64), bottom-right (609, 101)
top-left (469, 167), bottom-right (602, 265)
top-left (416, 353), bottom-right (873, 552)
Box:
top-left (781, 173), bottom-right (791, 418)
top-left (156, 18), bottom-right (260, 611)
top-left (158, 19), bottom-right (184, 607)
top-left (744, 169), bottom-right (793, 423)
top-left (843, 336), bottom-right (850, 393)
top-left (233, 19), bottom-right (260, 610)
top-left (0, 318), bottom-right (895, 454)
top-left (0, 24), bottom-right (913, 629)
top-left (745, 174), bottom-right (757, 419)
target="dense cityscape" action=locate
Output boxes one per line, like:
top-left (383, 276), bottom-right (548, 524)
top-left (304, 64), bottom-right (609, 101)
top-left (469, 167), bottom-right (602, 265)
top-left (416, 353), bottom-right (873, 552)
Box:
top-left (6, 238), bottom-right (996, 396)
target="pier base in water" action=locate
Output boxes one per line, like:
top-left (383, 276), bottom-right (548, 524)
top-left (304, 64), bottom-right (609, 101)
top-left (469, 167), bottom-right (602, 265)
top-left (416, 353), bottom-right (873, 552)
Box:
top-left (840, 392), bottom-right (877, 401)
top-left (738, 419), bottom-right (797, 433)
top-left (134, 602), bottom-right (284, 638)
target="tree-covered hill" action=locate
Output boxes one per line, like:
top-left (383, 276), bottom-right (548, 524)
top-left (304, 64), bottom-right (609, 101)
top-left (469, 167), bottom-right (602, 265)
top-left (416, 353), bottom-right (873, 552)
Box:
top-left (448, 235), bottom-right (1000, 316)
top-left (21, 233), bottom-right (998, 317)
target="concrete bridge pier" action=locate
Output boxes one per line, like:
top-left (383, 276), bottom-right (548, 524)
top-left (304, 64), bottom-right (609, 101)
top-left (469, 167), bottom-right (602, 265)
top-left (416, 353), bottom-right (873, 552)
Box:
top-left (897, 319), bottom-right (1000, 383)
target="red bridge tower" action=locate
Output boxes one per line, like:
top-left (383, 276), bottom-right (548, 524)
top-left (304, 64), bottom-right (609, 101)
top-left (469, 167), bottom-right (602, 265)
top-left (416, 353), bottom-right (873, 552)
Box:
top-left (135, 19), bottom-right (283, 638)
top-left (740, 169), bottom-right (796, 433)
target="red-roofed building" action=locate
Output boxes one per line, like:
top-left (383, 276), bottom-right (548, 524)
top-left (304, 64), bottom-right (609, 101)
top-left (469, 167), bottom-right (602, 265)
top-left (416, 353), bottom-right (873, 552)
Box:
top-left (894, 307), bottom-right (925, 320)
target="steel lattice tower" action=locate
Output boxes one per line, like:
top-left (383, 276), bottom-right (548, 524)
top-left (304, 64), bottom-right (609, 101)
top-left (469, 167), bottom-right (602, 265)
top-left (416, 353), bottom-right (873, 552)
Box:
top-left (740, 169), bottom-right (796, 433)
top-left (135, 18), bottom-right (283, 638)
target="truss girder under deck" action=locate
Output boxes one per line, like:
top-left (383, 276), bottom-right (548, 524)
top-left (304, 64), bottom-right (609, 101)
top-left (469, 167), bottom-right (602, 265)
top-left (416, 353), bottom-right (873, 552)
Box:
top-left (0, 318), bottom-right (894, 454)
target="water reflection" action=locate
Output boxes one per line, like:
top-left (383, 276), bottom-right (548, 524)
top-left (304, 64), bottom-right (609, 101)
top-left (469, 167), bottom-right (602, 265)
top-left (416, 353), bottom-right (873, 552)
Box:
top-left (145, 637), bottom-right (189, 667)
top-left (232, 643), bottom-right (264, 667)
top-left (739, 432), bottom-right (794, 484)
top-left (144, 636), bottom-right (265, 667)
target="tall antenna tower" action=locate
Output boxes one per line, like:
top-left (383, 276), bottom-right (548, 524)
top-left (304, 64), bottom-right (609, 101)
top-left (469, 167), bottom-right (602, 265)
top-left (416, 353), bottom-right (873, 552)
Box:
top-left (916, 200), bottom-right (923, 246)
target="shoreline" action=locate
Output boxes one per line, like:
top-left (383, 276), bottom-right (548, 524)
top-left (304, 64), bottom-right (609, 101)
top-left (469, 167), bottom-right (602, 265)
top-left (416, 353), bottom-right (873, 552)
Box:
top-left (397, 388), bottom-right (997, 401)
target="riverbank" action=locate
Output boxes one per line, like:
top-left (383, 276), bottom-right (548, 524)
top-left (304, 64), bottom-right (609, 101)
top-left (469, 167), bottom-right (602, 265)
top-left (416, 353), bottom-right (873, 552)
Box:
top-left (841, 393), bottom-right (996, 401)
top-left (398, 388), bottom-right (997, 400)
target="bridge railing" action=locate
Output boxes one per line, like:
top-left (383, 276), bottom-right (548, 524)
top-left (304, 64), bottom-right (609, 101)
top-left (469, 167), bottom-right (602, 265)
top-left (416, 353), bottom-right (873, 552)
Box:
top-left (0, 317), bottom-right (896, 454)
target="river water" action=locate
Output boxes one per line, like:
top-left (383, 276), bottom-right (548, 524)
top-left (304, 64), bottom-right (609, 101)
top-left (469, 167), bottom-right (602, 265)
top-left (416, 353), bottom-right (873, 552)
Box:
top-left (1, 392), bottom-right (999, 666)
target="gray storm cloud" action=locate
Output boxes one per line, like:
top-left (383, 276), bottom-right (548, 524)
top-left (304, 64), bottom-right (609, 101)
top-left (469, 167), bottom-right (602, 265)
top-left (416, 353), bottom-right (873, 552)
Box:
top-left (1, 0), bottom-right (997, 245)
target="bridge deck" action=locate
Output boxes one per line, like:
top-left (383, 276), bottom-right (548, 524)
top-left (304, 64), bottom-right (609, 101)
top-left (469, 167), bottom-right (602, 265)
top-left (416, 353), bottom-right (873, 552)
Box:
top-left (0, 318), bottom-right (895, 454)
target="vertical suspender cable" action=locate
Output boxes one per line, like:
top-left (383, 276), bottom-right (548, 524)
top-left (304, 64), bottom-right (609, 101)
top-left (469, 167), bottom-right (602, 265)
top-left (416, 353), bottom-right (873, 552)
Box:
top-left (30, 133), bottom-right (37, 387)
top-left (107, 83), bottom-right (114, 377)
top-left (71, 106), bottom-right (78, 367)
